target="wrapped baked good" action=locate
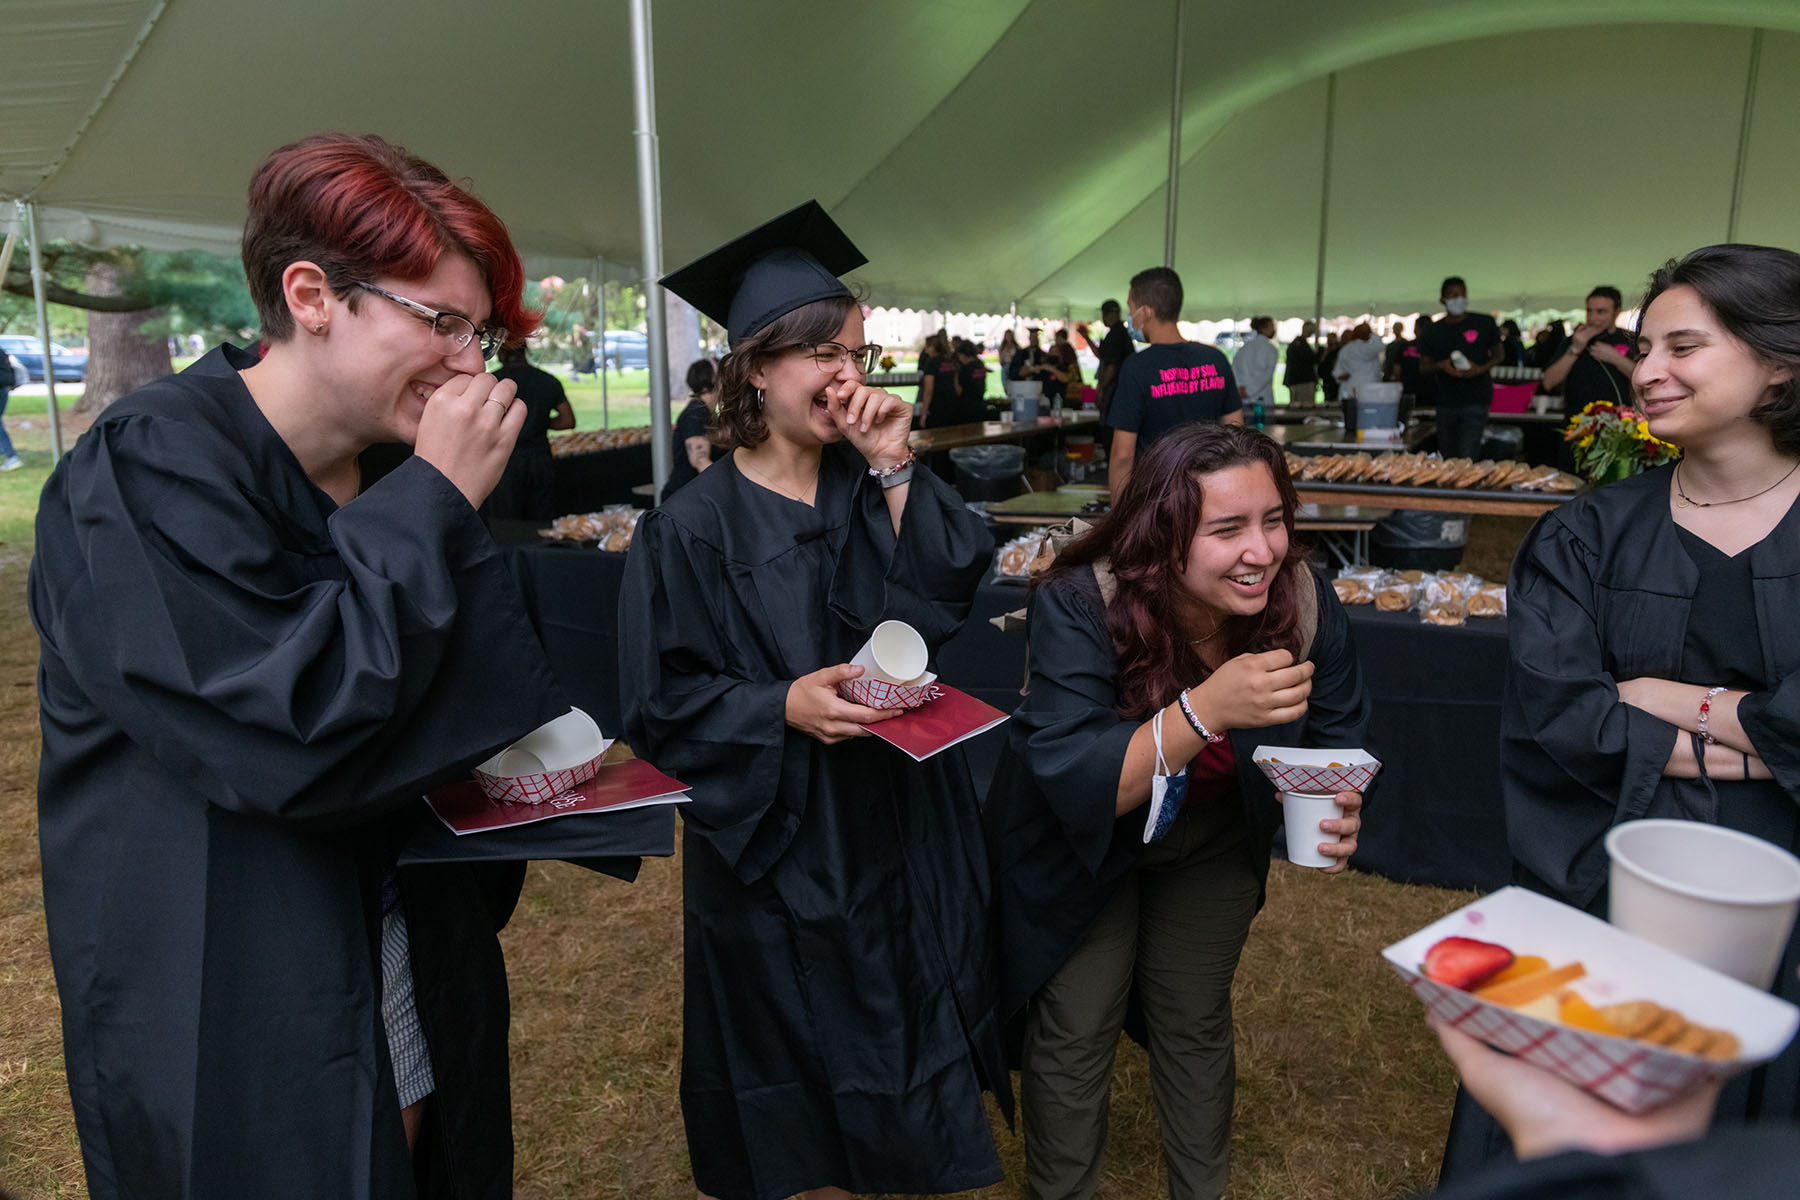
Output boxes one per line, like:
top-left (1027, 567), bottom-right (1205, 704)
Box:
top-left (999, 545), bottom-right (1029, 576)
top-left (1375, 587), bottom-right (1413, 612)
top-left (1467, 584), bottom-right (1507, 618)
top-left (1421, 574), bottom-right (1464, 608)
top-left (1333, 578), bottom-right (1372, 604)
top-left (1421, 600), bottom-right (1468, 627)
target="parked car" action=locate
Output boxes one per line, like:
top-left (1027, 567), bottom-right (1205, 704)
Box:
top-left (0, 335), bottom-right (87, 383)
top-left (602, 330), bottom-right (649, 371)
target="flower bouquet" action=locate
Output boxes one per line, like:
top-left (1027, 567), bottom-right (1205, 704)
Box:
top-left (1563, 402), bottom-right (1679, 484)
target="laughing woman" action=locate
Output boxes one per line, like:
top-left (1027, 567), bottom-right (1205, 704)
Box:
top-left (986, 422), bottom-right (1372, 1200)
top-left (619, 203), bottom-right (1008, 1200)
top-left (1495, 244), bottom-right (1800, 1143)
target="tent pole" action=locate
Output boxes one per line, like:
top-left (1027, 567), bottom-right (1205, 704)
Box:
top-left (1311, 72), bottom-right (1337, 335)
top-left (1726, 27), bottom-right (1763, 243)
top-left (630, 0), bottom-right (670, 503)
top-left (597, 255), bottom-right (609, 429)
top-left (1162, 0), bottom-right (1186, 268)
top-left (25, 202), bottom-right (63, 463)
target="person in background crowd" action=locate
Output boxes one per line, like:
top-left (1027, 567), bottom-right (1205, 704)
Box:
top-left (663, 357), bottom-right (720, 499)
top-left (1541, 286), bottom-right (1636, 417)
top-left (486, 342), bottom-right (574, 521)
top-left (1232, 315), bottom-right (1278, 423)
top-left (1381, 320), bottom-right (1413, 381)
top-left (1318, 330), bottom-right (1342, 406)
top-left (998, 327), bottom-right (1020, 377)
top-left (1419, 276), bottom-right (1502, 459)
top-left (954, 338), bottom-right (990, 422)
top-left (1386, 317), bottom-right (1432, 413)
top-left (1283, 320), bottom-right (1319, 407)
top-left (915, 330), bottom-right (952, 426)
top-left (29, 130), bottom-right (568, 1200)
top-left (1441, 243), bottom-right (1800, 1181)
top-left (1332, 322), bottom-right (1384, 402)
top-left (1078, 298), bottom-right (1136, 421)
top-left (1010, 326), bottom-right (1052, 385)
top-left (626, 200), bottom-right (1010, 1200)
top-left (986, 422), bottom-right (1369, 1200)
top-left (1499, 319), bottom-right (1529, 368)
top-left (1105, 266), bottom-right (1241, 496)
top-left (0, 352), bottom-right (20, 470)
top-left (1530, 319), bottom-right (1567, 374)
top-left (1046, 326), bottom-right (1082, 405)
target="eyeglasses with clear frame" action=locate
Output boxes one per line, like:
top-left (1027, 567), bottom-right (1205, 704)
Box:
top-left (801, 341), bottom-right (884, 375)
top-left (355, 282), bottom-right (505, 358)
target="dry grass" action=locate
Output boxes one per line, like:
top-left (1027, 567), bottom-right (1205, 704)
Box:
top-left (0, 416), bottom-right (1517, 1197)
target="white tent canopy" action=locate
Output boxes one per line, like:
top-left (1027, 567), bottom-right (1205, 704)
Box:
top-left (4, 0), bottom-right (1797, 319)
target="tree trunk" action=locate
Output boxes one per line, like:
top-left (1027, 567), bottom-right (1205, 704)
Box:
top-left (77, 259), bottom-right (172, 415)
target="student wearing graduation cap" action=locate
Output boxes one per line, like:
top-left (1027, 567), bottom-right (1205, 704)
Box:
top-left (619, 201), bottom-right (1010, 1200)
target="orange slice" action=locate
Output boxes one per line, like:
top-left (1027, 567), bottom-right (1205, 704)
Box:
top-left (1478, 955), bottom-right (1549, 989)
top-left (1475, 961), bottom-right (1587, 1007)
top-left (1557, 990), bottom-right (1618, 1035)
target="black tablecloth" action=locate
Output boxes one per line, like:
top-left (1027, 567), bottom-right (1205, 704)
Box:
top-left (551, 443), bottom-right (653, 513)
top-left (498, 534), bottom-right (1512, 893)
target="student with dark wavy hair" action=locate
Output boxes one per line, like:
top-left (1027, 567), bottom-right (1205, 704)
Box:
top-left (30, 133), bottom-right (567, 1198)
top-left (1440, 243), bottom-right (1800, 1179)
top-left (985, 422), bottom-right (1372, 1199)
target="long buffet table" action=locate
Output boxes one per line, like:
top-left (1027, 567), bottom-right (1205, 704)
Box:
top-left (500, 525), bottom-right (1512, 893)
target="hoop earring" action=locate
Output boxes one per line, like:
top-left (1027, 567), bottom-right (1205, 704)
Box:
top-left (755, 388), bottom-right (765, 409)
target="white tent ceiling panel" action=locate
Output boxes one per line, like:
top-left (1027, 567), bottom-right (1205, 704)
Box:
top-left (3, 1), bottom-right (1800, 318)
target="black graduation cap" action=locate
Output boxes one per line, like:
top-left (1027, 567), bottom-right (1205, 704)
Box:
top-left (660, 200), bottom-right (867, 345)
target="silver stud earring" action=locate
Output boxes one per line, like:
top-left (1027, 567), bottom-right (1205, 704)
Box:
top-left (314, 323), bottom-right (325, 334)
top-left (755, 388), bottom-right (765, 409)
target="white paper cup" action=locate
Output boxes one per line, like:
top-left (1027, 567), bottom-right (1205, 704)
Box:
top-left (1606, 819), bottom-right (1800, 989)
top-left (851, 620), bottom-right (928, 685)
top-left (1281, 791), bottom-right (1344, 869)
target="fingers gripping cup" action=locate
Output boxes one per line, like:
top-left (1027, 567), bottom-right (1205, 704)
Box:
top-left (1605, 819), bottom-right (1800, 989)
top-left (839, 620), bottom-right (937, 710)
top-left (1252, 746), bottom-right (1382, 870)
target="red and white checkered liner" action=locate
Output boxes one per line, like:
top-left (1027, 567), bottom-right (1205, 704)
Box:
top-left (837, 674), bottom-right (941, 711)
top-left (473, 755), bottom-right (603, 806)
top-left (1252, 746), bottom-right (1381, 795)
top-left (1383, 887), bottom-right (1799, 1114)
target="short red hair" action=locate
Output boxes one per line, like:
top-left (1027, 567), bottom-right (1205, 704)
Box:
top-left (242, 132), bottom-right (538, 345)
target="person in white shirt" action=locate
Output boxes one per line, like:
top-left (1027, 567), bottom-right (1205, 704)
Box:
top-left (1332, 322), bottom-right (1385, 401)
top-left (1232, 315), bottom-right (1278, 417)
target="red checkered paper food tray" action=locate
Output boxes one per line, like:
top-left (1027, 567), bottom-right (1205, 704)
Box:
top-left (1383, 887), bottom-right (1799, 1113)
top-left (472, 755), bottom-right (604, 805)
top-left (837, 673), bottom-right (939, 711)
top-left (1251, 745), bottom-right (1381, 795)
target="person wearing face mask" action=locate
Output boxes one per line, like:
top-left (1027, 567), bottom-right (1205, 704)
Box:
top-left (1419, 276), bottom-right (1503, 459)
top-left (622, 202), bottom-right (1009, 1200)
top-left (1439, 243), bottom-right (1800, 1181)
top-left (1232, 316), bottom-right (1279, 424)
top-left (1283, 320), bottom-right (1320, 408)
top-left (986, 422), bottom-right (1370, 1200)
top-left (1104, 267), bottom-right (1242, 497)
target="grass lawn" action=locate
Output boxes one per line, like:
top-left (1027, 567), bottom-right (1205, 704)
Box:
top-left (0, 379), bottom-right (1494, 1198)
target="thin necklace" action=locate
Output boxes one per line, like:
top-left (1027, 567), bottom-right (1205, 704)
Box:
top-left (738, 454), bottom-right (817, 504)
top-left (1673, 458), bottom-right (1800, 508)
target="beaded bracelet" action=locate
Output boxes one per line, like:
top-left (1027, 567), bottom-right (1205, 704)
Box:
top-left (869, 451), bottom-right (916, 489)
top-left (1177, 689), bottom-right (1225, 744)
top-left (1698, 685), bottom-right (1727, 745)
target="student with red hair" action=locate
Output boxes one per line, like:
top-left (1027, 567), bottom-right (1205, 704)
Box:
top-left (30, 133), bottom-right (567, 1199)
top-left (986, 423), bottom-right (1373, 1199)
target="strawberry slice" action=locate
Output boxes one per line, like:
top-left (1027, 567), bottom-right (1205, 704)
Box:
top-left (1422, 936), bottom-right (1515, 990)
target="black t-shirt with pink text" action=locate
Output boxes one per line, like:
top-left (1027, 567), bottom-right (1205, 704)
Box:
top-left (1105, 341), bottom-right (1241, 446)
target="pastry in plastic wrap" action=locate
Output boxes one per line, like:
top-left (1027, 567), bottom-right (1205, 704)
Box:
top-left (1421, 600), bottom-right (1468, 627)
top-left (1332, 578), bottom-right (1372, 604)
top-left (1467, 585), bottom-right (1507, 618)
top-left (1375, 587), bottom-right (1414, 612)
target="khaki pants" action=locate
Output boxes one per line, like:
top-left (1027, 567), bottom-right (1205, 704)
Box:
top-left (1286, 384), bottom-right (1316, 408)
top-left (1022, 799), bottom-right (1260, 1200)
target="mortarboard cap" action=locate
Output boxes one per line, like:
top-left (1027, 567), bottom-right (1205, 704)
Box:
top-left (660, 200), bottom-right (867, 345)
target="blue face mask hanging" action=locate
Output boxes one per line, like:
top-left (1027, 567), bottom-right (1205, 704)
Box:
top-left (1144, 705), bottom-right (1190, 843)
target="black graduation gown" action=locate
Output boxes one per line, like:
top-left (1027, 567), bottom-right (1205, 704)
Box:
top-left (1422, 1124), bottom-right (1799, 1200)
top-left (482, 361), bottom-right (565, 521)
top-left (29, 345), bottom-right (570, 1200)
top-left (1500, 463), bottom-right (1800, 1118)
top-left (983, 564), bottom-right (1373, 1024)
top-left (617, 443), bottom-right (1009, 1200)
